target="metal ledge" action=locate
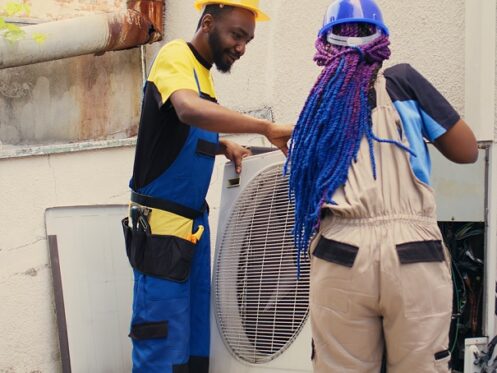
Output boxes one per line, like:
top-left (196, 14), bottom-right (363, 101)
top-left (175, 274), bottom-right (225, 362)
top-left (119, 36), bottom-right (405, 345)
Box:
top-left (0, 107), bottom-right (274, 159)
top-left (0, 138), bottom-right (137, 159)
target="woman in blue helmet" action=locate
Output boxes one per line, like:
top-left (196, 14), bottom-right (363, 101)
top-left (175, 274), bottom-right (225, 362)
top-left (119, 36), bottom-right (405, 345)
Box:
top-left (286, 0), bottom-right (478, 371)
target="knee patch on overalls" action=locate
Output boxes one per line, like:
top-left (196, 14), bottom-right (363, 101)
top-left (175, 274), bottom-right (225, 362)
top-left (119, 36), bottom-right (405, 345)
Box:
top-left (129, 321), bottom-right (169, 340)
top-left (122, 202), bottom-right (204, 282)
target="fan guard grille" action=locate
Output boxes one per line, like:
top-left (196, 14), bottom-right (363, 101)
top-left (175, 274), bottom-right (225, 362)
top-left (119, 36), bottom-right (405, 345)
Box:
top-left (214, 162), bottom-right (311, 364)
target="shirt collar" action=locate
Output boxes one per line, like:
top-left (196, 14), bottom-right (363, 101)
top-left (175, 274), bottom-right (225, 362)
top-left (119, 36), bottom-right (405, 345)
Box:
top-left (187, 42), bottom-right (212, 70)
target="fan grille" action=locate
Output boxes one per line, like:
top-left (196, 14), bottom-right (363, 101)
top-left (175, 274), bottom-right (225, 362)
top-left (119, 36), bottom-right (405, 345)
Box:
top-left (214, 163), bottom-right (311, 364)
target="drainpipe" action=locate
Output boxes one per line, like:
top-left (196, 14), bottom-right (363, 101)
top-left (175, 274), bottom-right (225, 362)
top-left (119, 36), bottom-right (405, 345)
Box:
top-left (0, 0), bottom-right (164, 69)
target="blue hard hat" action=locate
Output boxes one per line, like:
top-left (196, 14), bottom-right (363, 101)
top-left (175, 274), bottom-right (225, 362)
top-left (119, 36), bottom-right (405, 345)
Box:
top-left (318, 0), bottom-right (389, 38)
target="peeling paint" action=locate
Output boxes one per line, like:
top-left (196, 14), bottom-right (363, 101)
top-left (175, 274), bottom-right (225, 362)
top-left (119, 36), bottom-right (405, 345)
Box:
top-left (107, 10), bottom-right (154, 52)
top-left (128, 0), bottom-right (165, 36)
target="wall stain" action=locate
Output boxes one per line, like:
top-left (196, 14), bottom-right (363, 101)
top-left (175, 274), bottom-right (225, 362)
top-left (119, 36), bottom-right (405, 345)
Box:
top-left (0, 71), bottom-right (34, 99)
top-left (24, 268), bottom-right (38, 277)
top-left (0, 81), bottom-right (33, 99)
top-left (0, 49), bottom-right (142, 145)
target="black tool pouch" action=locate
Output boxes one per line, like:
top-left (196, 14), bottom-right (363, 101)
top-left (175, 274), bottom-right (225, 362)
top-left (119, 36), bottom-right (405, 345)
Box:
top-left (122, 217), bottom-right (196, 282)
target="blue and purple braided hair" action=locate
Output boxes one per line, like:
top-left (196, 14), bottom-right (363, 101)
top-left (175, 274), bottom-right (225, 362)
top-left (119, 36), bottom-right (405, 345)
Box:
top-left (285, 23), bottom-right (415, 269)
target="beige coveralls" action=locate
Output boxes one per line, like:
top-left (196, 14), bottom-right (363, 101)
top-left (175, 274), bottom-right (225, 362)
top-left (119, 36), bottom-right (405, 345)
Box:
top-left (310, 74), bottom-right (453, 373)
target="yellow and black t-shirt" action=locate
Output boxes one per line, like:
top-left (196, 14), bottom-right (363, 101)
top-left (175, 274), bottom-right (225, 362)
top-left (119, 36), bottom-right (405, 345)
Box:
top-left (131, 39), bottom-right (217, 190)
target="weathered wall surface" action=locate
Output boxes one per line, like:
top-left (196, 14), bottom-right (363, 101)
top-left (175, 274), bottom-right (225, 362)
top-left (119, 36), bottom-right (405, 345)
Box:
top-left (0, 51), bottom-right (142, 145)
top-left (0, 0), bottom-right (486, 372)
top-left (0, 0), bottom-right (141, 146)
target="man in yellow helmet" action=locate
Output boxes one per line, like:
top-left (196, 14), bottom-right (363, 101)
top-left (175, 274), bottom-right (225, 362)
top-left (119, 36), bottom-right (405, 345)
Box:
top-left (124, 1), bottom-right (292, 372)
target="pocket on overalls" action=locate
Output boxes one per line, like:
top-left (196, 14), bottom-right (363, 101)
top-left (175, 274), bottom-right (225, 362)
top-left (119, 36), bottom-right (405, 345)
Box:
top-left (434, 350), bottom-right (451, 372)
top-left (129, 321), bottom-right (168, 340)
top-left (312, 236), bottom-right (359, 281)
top-left (122, 215), bottom-right (197, 282)
top-left (395, 240), bottom-right (452, 318)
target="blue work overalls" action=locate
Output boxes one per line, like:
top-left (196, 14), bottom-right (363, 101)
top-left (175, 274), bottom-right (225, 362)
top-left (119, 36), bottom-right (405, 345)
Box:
top-left (129, 73), bottom-right (218, 373)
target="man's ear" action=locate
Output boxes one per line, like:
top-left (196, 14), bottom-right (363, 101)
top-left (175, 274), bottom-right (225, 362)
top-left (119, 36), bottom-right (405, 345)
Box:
top-left (200, 14), bottom-right (215, 33)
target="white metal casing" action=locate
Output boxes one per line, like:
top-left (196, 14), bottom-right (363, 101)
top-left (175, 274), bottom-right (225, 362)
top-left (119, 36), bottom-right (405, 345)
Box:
top-left (210, 150), bottom-right (313, 373)
top-left (464, 338), bottom-right (488, 373)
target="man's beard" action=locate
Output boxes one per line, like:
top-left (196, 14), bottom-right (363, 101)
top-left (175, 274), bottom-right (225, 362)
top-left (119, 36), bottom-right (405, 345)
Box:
top-left (208, 29), bottom-right (233, 73)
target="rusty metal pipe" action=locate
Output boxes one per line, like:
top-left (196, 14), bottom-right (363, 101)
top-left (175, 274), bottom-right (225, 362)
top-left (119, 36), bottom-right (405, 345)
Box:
top-left (127, 0), bottom-right (164, 37)
top-left (0, 0), bottom-right (164, 69)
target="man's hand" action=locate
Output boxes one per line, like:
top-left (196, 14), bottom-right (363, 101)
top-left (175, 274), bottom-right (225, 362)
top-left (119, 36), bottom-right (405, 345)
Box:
top-left (219, 139), bottom-right (252, 174)
top-left (265, 123), bottom-right (294, 156)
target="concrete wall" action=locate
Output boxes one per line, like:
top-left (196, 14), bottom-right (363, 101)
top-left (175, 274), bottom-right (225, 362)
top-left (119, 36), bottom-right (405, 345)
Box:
top-left (0, 147), bottom-right (135, 372)
top-left (0, 0), bottom-right (490, 371)
top-left (211, 0), bottom-right (465, 126)
top-left (159, 0), bottom-right (466, 125)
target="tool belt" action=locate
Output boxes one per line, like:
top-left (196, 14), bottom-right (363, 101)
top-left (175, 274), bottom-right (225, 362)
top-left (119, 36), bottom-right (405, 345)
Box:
top-left (122, 192), bottom-right (208, 282)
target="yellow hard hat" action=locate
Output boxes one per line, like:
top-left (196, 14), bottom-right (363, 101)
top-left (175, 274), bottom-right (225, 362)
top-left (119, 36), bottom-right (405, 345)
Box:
top-left (194, 0), bottom-right (270, 21)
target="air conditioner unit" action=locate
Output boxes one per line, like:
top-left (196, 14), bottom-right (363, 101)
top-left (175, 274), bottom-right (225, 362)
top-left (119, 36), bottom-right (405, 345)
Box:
top-left (210, 150), bottom-right (313, 373)
top-left (210, 145), bottom-right (493, 373)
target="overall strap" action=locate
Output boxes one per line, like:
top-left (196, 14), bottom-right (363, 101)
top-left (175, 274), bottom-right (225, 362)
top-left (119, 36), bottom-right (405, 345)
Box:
top-left (131, 191), bottom-right (208, 219)
top-left (193, 69), bottom-right (202, 95)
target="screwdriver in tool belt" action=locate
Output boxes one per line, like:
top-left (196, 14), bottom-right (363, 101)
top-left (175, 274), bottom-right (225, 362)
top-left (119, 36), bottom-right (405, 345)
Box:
top-left (130, 205), bottom-right (140, 231)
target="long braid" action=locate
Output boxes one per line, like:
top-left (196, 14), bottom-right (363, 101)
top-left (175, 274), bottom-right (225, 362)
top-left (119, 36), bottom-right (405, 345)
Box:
top-left (285, 23), bottom-right (402, 271)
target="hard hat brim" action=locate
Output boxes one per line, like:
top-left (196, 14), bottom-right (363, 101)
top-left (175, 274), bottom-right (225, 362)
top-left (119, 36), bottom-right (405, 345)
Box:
top-left (194, 1), bottom-right (270, 21)
top-left (319, 18), bottom-right (389, 38)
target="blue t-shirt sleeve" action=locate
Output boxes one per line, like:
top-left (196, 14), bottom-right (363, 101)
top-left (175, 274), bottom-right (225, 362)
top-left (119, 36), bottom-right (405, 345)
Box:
top-left (385, 63), bottom-right (461, 142)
